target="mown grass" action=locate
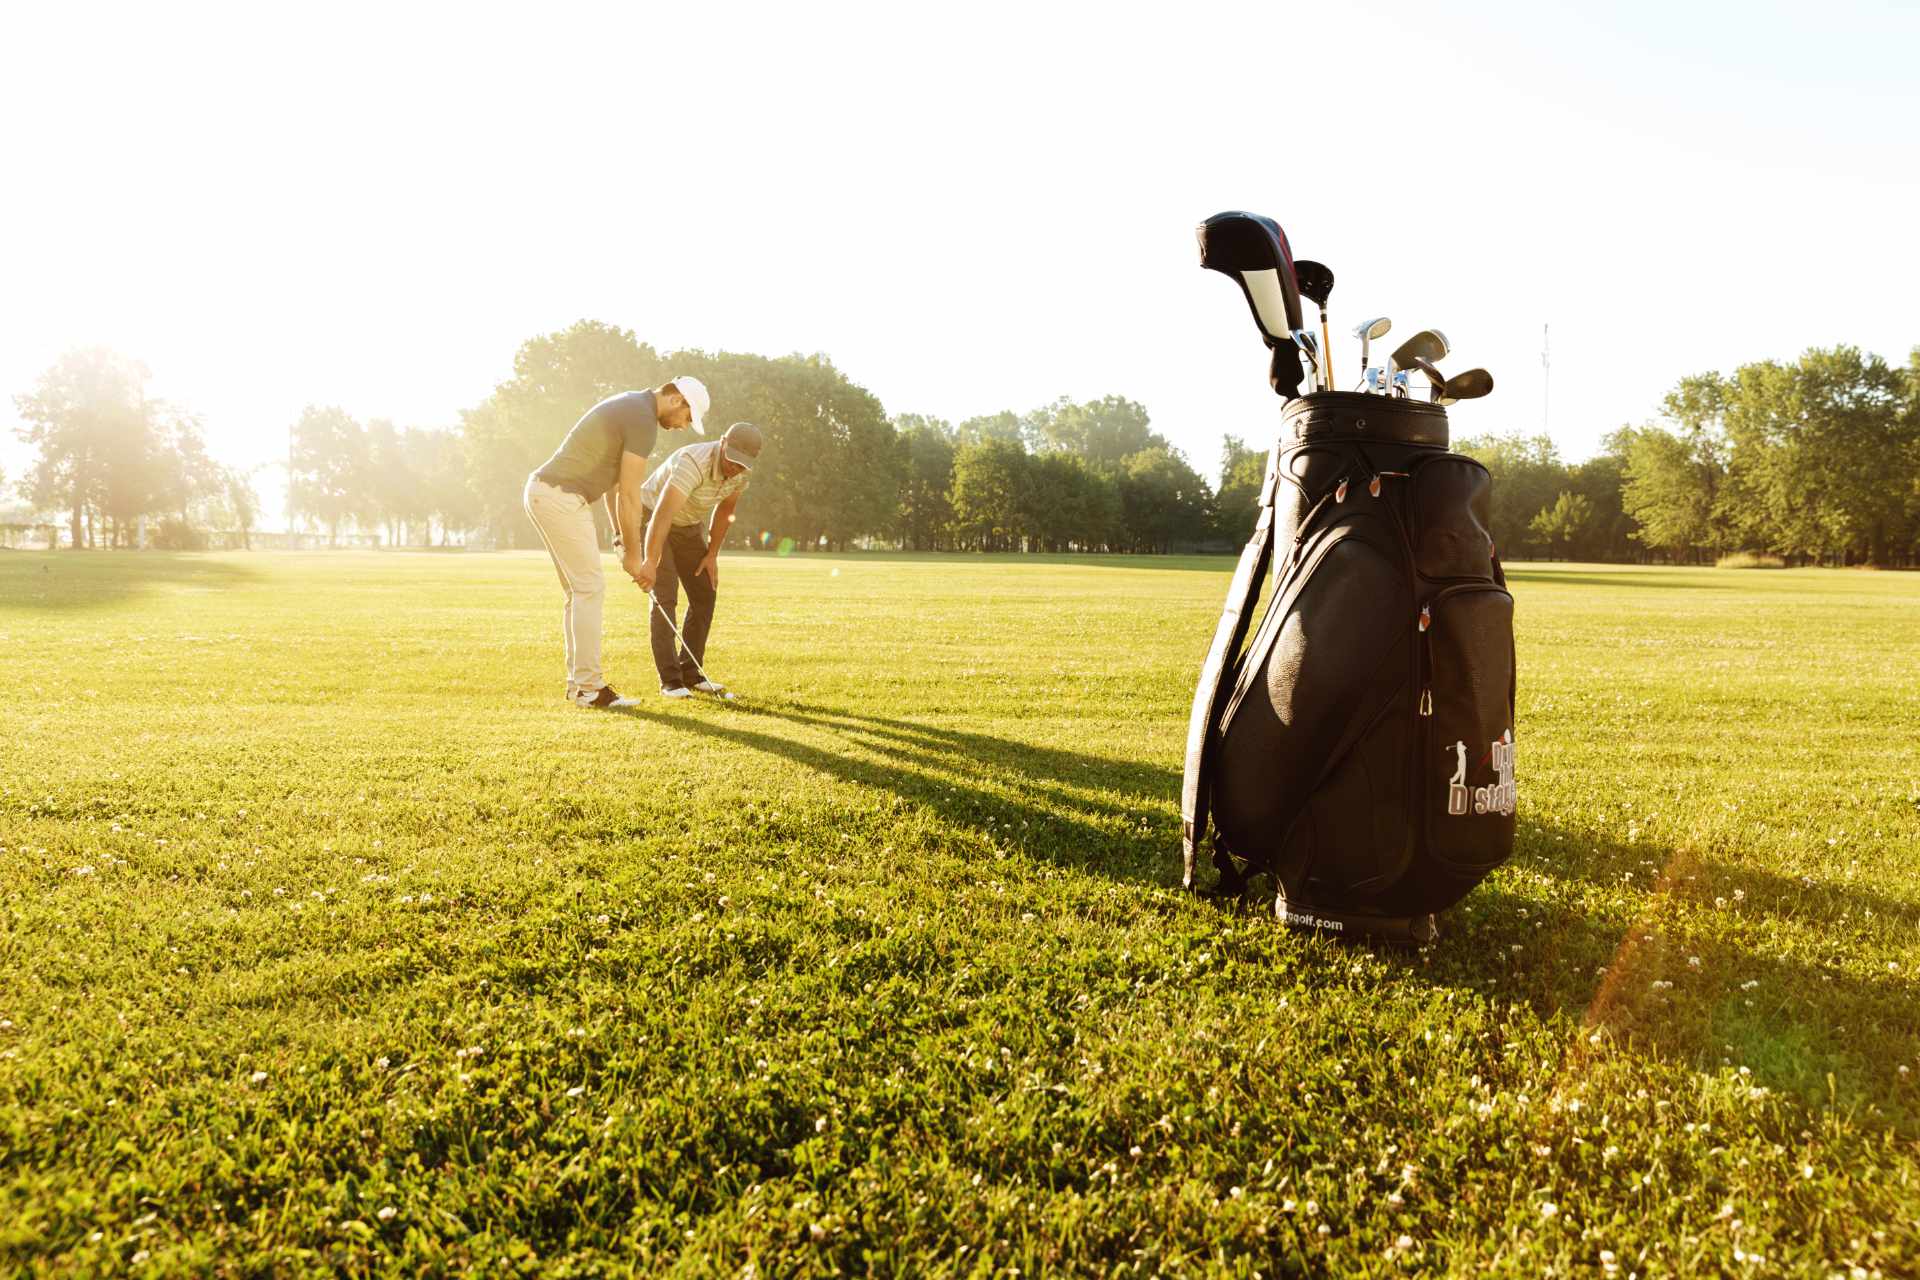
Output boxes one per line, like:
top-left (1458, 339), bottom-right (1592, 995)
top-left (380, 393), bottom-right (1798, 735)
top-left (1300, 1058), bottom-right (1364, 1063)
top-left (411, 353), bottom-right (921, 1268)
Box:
top-left (1, 550), bottom-right (1916, 1277)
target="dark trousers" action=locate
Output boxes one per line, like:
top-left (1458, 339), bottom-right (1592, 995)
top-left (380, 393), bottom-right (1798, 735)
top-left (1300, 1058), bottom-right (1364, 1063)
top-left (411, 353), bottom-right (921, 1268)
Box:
top-left (646, 515), bottom-right (716, 687)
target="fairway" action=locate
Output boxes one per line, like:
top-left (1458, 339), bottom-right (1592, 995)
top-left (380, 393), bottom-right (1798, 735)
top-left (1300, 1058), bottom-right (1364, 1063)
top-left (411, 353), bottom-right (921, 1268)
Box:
top-left (2, 551), bottom-right (1917, 1276)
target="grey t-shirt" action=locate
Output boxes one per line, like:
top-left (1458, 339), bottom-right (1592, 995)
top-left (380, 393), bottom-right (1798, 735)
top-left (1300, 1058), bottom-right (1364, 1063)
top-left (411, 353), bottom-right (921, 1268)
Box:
top-left (532, 391), bottom-right (658, 501)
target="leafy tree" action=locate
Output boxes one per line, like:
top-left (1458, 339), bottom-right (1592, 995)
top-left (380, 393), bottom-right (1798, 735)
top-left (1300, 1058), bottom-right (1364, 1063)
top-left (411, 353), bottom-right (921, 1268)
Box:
top-left (1025, 395), bottom-right (1161, 465)
top-left (1455, 433), bottom-right (1566, 558)
top-left (894, 418), bottom-right (956, 550)
top-left (1617, 424), bottom-right (1724, 561)
top-left (950, 438), bottom-right (1029, 551)
top-left (954, 411), bottom-right (1025, 448)
top-left (461, 321), bottom-right (666, 546)
top-left (289, 406), bottom-right (370, 546)
top-left (1214, 434), bottom-right (1267, 544)
top-left (1117, 445), bottom-right (1209, 554)
top-left (13, 348), bottom-right (152, 547)
top-left (664, 350), bottom-right (901, 551)
top-left (1528, 491), bottom-right (1594, 559)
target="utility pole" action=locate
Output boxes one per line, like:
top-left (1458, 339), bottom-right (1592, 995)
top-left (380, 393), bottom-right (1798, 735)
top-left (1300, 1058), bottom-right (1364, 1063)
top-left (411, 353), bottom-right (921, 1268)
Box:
top-left (1542, 322), bottom-right (1551, 436)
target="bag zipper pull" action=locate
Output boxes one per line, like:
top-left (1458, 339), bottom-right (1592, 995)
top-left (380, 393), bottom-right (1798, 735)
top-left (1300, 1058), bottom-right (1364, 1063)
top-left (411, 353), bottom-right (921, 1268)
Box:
top-left (1419, 688), bottom-right (1433, 716)
top-left (1368, 475), bottom-right (1381, 498)
top-left (1418, 604), bottom-right (1431, 632)
top-left (1335, 478), bottom-right (1349, 503)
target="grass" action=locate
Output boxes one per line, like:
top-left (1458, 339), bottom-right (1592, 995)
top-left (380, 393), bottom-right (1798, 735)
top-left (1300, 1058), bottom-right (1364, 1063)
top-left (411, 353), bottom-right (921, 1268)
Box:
top-left (1, 550), bottom-right (1917, 1277)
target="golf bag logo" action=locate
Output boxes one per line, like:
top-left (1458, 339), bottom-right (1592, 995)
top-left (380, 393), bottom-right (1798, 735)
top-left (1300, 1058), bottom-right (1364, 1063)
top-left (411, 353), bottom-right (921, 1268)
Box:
top-left (1446, 730), bottom-right (1516, 817)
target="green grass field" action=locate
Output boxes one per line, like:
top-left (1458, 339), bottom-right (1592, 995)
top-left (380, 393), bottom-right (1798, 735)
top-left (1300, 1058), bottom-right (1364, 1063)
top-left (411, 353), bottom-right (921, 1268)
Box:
top-left (2, 550), bottom-right (1917, 1277)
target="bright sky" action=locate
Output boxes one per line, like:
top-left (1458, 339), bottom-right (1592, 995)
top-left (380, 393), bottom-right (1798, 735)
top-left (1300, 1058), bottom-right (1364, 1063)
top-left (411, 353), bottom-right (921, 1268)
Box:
top-left (3, 1), bottom-right (1916, 524)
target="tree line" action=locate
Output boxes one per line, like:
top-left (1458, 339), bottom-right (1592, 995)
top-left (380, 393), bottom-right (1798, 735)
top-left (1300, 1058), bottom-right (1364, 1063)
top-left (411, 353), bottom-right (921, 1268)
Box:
top-left (10, 327), bottom-right (1919, 564)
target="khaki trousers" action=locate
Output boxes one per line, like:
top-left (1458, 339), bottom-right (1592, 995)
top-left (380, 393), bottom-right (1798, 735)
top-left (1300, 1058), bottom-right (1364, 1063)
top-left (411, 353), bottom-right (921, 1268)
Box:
top-left (523, 476), bottom-right (605, 693)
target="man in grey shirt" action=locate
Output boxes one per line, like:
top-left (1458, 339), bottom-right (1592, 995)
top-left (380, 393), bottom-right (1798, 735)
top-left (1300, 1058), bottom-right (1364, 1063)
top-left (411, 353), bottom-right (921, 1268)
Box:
top-left (523, 377), bottom-right (709, 708)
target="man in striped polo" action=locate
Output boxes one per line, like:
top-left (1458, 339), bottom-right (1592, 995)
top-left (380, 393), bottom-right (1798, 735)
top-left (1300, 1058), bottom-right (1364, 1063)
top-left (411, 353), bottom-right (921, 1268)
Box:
top-left (523, 378), bottom-right (709, 709)
top-left (629, 421), bottom-right (763, 698)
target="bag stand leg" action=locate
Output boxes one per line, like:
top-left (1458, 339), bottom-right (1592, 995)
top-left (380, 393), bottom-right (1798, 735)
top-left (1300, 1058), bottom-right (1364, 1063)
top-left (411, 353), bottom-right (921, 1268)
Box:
top-left (1275, 891), bottom-right (1440, 944)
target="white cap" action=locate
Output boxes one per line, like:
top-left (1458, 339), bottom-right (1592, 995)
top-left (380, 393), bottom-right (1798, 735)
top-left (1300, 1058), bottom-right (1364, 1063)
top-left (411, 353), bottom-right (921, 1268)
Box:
top-left (669, 375), bottom-right (710, 434)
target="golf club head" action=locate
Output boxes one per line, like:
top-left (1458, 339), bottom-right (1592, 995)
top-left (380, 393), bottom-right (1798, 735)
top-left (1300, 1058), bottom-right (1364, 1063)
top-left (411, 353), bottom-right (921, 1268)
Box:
top-left (1438, 367), bottom-right (1494, 405)
top-left (1388, 328), bottom-right (1451, 376)
top-left (1352, 316), bottom-right (1391, 343)
top-left (1407, 355), bottom-right (1447, 402)
top-left (1292, 329), bottom-right (1320, 378)
top-left (1293, 259), bottom-right (1334, 310)
top-left (1196, 210), bottom-right (1306, 396)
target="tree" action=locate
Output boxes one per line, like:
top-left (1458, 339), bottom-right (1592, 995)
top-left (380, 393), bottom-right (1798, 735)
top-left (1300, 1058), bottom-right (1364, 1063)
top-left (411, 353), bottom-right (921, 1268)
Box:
top-left (1455, 433), bottom-right (1567, 559)
top-left (13, 348), bottom-right (153, 548)
top-left (1213, 434), bottom-right (1267, 545)
top-left (289, 406), bottom-right (370, 546)
top-left (950, 438), bottom-right (1029, 551)
top-left (1024, 395), bottom-right (1161, 464)
top-left (1528, 491), bottom-right (1594, 559)
top-left (461, 320), bottom-right (666, 546)
top-left (1617, 424), bottom-right (1724, 561)
top-left (894, 418), bottom-right (956, 550)
top-left (1116, 445), bottom-right (1210, 554)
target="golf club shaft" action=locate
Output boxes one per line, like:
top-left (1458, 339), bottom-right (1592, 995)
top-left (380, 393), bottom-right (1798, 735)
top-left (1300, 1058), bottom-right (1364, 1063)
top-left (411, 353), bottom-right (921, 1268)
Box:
top-left (1320, 309), bottom-right (1332, 393)
top-left (645, 588), bottom-right (717, 689)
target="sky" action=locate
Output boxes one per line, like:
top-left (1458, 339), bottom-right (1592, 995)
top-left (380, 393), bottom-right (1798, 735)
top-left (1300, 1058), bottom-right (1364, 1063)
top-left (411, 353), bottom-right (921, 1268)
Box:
top-left (3, 0), bottom-right (1916, 526)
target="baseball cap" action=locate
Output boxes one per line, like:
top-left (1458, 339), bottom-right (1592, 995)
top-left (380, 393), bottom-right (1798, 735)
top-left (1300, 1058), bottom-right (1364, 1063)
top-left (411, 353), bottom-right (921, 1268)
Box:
top-left (669, 375), bottom-right (710, 434)
top-left (721, 421), bottom-right (763, 469)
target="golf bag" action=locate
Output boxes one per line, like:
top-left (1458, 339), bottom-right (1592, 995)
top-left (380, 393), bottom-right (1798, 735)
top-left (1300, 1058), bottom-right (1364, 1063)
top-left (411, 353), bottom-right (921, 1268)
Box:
top-left (1180, 390), bottom-right (1516, 939)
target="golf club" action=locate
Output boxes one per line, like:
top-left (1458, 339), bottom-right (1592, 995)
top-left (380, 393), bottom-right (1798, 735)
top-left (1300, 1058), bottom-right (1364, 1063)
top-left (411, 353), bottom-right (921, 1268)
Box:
top-left (1197, 211), bottom-right (1309, 398)
top-left (1435, 367), bottom-right (1494, 406)
top-left (1386, 329), bottom-right (1449, 396)
top-left (1293, 260), bottom-right (1335, 392)
top-left (1407, 354), bottom-right (1447, 402)
top-left (1352, 316), bottom-right (1390, 387)
top-left (644, 588), bottom-right (734, 700)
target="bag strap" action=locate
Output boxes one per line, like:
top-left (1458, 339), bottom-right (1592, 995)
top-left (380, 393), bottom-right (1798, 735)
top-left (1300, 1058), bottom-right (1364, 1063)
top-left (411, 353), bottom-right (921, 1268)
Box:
top-left (1180, 440), bottom-right (1281, 889)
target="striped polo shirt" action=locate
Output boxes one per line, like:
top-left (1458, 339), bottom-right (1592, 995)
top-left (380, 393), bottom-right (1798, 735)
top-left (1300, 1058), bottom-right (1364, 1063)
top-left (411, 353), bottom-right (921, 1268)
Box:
top-left (638, 441), bottom-right (752, 528)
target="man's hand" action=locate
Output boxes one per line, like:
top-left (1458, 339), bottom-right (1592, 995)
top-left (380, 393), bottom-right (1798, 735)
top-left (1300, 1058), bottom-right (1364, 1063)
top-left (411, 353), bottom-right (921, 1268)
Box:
top-left (697, 551), bottom-right (720, 587)
top-left (623, 548), bottom-right (649, 589)
top-left (636, 556), bottom-right (659, 591)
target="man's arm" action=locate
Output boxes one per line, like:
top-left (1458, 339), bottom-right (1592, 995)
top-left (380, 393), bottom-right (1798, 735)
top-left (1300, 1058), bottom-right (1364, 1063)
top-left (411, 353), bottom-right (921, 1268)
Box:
top-left (641, 484), bottom-right (689, 584)
top-left (698, 493), bottom-right (739, 582)
top-left (615, 453), bottom-right (648, 579)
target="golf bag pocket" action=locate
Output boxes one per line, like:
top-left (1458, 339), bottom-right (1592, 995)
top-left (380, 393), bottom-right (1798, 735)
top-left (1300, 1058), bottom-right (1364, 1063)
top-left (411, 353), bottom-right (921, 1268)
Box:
top-left (1409, 456), bottom-right (1496, 581)
top-left (1213, 526), bottom-right (1412, 887)
top-left (1419, 584), bottom-right (1517, 882)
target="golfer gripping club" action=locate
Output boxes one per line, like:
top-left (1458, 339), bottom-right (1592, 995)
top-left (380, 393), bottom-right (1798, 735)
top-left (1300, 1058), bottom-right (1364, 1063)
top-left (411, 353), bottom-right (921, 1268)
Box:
top-left (623, 421), bottom-right (763, 700)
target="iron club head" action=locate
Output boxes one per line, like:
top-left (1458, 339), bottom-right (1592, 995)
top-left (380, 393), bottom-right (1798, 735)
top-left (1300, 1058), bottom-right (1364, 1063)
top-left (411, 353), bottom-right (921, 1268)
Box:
top-left (1352, 317), bottom-right (1390, 388)
top-left (1436, 368), bottom-right (1494, 405)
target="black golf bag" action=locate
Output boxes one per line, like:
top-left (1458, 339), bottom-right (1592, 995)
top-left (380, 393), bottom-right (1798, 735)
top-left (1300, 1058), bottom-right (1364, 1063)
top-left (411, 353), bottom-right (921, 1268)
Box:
top-left (1180, 213), bottom-right (1516, 940)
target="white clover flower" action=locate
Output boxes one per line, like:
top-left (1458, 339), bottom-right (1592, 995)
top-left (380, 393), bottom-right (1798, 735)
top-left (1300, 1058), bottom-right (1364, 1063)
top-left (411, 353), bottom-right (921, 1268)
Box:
top-left (1687, 956), bottom-right (1701, 969)
top-left (377, 1205), bottom-right (397, 1221)
top-left (375, 1057), bottom-right (389, 1069)
top-left (1802, 1163), bottom-right (1814, 1178)
top-left (566, 1085), bottom-right (586, 1098)
top-left (250, 1070), bottom-right (268, 1083)
top-left (1316, 1224), bottom-right (1329, 1237)
top-left (1540, 1202), bottom-right (1558, 1219)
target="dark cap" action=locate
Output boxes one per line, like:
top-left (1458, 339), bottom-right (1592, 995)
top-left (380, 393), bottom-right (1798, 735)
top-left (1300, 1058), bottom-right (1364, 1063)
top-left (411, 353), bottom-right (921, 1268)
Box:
top-left (721, 422), bottom-right (762, 469)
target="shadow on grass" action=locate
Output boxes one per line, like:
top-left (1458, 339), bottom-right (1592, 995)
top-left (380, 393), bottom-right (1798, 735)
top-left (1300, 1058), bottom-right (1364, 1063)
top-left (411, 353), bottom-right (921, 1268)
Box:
top-left (612, 697), bottom-right (1179, 885)
top-left (0, 551), bottom-right (259, 612)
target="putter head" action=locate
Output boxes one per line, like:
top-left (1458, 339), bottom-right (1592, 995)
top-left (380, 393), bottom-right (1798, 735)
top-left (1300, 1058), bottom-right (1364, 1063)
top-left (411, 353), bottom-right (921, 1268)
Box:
top-left (1293, 258), bottom-right (1334, 311)
top-left (1438, 367), bottom-right (1494, 405)
top-left (1197, 210), bottom-right (1307, 397)
top-left (1389, 328), bottom-right (1451, 373)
